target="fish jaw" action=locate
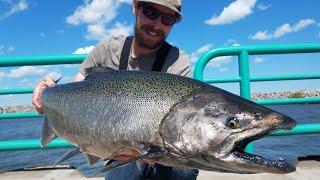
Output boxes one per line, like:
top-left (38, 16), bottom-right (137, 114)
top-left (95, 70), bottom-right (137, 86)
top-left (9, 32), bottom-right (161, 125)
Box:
top-left (160, 91), bottom-right (297, 174)
top-left (218, 111), bottom-right (297, 173)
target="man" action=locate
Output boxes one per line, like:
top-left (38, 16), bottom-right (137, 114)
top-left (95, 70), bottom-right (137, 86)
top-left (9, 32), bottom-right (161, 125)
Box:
top-left (32, 0), bottom-right (198, 179)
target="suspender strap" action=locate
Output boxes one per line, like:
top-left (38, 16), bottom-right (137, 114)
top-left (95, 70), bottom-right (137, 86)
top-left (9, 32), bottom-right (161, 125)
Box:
top-left (119, 36), bottom-right (133, 70)
top-left (119, 37), bottom-right (172, 72)
top-left (152, 41), bottom-right (172, 72)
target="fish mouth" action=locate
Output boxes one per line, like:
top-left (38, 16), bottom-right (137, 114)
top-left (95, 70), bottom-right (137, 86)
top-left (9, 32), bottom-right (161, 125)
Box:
top-left (231, 124), bottom-right (296, 174)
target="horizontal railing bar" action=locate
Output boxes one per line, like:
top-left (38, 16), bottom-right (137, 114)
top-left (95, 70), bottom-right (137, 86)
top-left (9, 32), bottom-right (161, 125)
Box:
top-left (203, 77), bottom-right (241, 83)
top-left (0, 54), bottom-right (87, 67)
top-left (256, 97), bottom-right (320, 105)
top-left (0, 138), bottom-right (72, 151)
top-left (251, 74), bottom-right (320, 82)
top-left (202, 74), bottom-right (320, 84)
top-left (0, 112), bottom-right (41, 119)
top-left (0, 124), bottom-right (319, 151)
top-left (0, 88), bottom-right (33, 95)
top-left (194, 43), bottom-right (320, 80)
top-left (241, 43), bottom-right (320, 55)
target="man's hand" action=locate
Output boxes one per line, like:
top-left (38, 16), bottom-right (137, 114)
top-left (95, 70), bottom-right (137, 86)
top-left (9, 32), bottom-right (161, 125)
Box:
top-left (32, 75), bottom-right (57, 114)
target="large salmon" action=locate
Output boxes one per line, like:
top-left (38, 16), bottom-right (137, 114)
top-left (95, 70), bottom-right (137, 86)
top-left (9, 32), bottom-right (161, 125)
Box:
top-left (40, 67), bottom-right (296, 174)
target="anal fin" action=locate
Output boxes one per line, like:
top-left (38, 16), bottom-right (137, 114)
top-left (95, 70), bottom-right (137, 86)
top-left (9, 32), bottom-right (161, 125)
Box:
top-left (53, 148), bottom-right (81, 166)
top-left (85, 153), bottom-right (100, 165)
top-left (40, 116), bottom-right (57, 148)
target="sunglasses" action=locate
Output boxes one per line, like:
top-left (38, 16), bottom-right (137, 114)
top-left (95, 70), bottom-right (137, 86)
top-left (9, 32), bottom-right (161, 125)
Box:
top-left (139, 2), bottom-right (180, 26)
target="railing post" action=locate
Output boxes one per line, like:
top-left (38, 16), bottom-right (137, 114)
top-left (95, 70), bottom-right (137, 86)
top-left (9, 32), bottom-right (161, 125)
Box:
top-left (239, 50), bottom-right (251, 99)
top-left (238, 50), bottom-right (254, 153)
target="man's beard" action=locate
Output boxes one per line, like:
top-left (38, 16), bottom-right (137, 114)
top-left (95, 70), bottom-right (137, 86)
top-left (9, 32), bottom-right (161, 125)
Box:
top-left (135, 24), bottom-right (166, 50)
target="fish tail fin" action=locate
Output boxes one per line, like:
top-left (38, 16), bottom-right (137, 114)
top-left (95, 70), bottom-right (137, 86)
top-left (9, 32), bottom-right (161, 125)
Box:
top-left (40, 116), bottom-right (57, 148)
top-left (53, 148), bottom-right (81, 166)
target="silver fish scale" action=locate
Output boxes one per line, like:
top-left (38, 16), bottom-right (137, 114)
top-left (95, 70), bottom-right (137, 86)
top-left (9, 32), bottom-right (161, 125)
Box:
top-left (42, 70), bottom-right (207, 157)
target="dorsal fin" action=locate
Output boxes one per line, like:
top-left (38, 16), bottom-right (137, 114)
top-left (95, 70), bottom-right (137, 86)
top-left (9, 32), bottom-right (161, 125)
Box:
top-left (84, 67), bottom-right (114, 80)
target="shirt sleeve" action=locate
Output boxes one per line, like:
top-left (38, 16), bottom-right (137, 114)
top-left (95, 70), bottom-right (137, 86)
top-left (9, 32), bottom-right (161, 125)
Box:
top-left (78, 38), bottom-right (109, 76)
top-left (166, 49), bottom-right (192, 78)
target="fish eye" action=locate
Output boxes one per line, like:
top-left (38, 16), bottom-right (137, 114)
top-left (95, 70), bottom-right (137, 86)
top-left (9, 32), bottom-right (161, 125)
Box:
top-left (227, 117), bottom-right (240, 129)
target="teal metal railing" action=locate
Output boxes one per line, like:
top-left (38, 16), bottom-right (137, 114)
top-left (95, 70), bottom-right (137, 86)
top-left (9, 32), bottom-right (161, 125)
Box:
top-left (0, 55), bottom-right (86, 150)
top-left (0, 43), bottom-right (320, 152)
top-left (193, 43), bottom-right (320, 152)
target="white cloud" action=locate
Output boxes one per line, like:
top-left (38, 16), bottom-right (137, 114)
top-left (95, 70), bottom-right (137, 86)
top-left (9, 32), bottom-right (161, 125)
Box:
top-left (250, 19), bottom-right (317, 40)
top-left (205, 0), bottom-right (257, 26)
top-left (84, 20), bottom-right (132, 41)
top-left (0, 45), bottom-right (15, 55)
top-left (0, 95), bottom-right (14, 100)
top-left (274, 24), bottom-right (291, 38)
top-left (0, 45), bottom-right (4, 55)
top-left (249, 30), bottom-right (272, 40)
top-left (293, 19), bottom-right (317, 32)
top-left (73, 45), bottom-right (95, 54)
top-left (0, 0), bottom-right (29, 20)
top-left (257, 3), bottom-right (271, 11)
top-left (190, 44), bottom-right (232, 72)
top-left (0, 71), bottom-right (5, 78)
top-left (63, 64), bottom-right (78, 69)
top-left (225, 39), bottom-right (237, 46)
top-left (253, 57), bottom-right (265, 64)
top-left (219, 67), bottom-right (229, 72)
top-left (19, 78), bottom-right (38, 87)
top-left (67, 0), bottom-right (121, 25)
top-left (8, 46), bottom-right (14, 53)
top-left (67, 0), bottom-right (132, 40)
top-left (85, 24), bottom-right (107, 40)
top-left (190, 44), bottom-right (213, 63)
top-left (224, 39), bottom-right (241, 46)
top-left (40, 32), bottom-right (46, 38)
top-left (207, 56), bottom-right (232, 68)
top-left (6, 66), bottom-right (47, 78)
top-left (105, 22), bottom-right (132, 38)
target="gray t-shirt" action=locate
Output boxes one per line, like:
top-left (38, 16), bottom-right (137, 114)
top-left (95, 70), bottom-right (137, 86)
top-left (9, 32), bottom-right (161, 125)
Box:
top-left (79, 35), bottom-right (191, 77)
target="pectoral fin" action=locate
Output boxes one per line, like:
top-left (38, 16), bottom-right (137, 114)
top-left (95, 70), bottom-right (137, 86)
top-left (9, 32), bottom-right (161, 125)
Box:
top-left (100, 145), bottom-right (167, 173)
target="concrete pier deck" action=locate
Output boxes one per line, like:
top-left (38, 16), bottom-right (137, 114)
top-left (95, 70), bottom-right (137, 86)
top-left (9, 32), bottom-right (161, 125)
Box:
top-left (1, 160), bottom-right (319, 180)
top-left (198, 160), bottom-right (320, 180)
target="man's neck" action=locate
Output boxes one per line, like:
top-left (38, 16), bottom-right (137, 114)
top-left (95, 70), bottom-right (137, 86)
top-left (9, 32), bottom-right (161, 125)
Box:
top-left (131, 38), bottom-right (161, 58)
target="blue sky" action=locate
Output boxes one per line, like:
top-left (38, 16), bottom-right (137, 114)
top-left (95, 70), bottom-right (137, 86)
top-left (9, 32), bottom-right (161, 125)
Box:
top-left (0, 0), bottom-right (320, 105)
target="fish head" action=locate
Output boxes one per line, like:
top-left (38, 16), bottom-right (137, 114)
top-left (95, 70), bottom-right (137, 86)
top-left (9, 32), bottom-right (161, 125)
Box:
top-left (160, 91), bottom-right (296, 174)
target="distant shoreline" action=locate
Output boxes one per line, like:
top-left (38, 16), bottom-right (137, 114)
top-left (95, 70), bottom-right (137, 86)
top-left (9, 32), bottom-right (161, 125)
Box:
top-left (0, 89), bottom-right (319, 114)
top-left (252, 89), bottom-right (320, 100)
